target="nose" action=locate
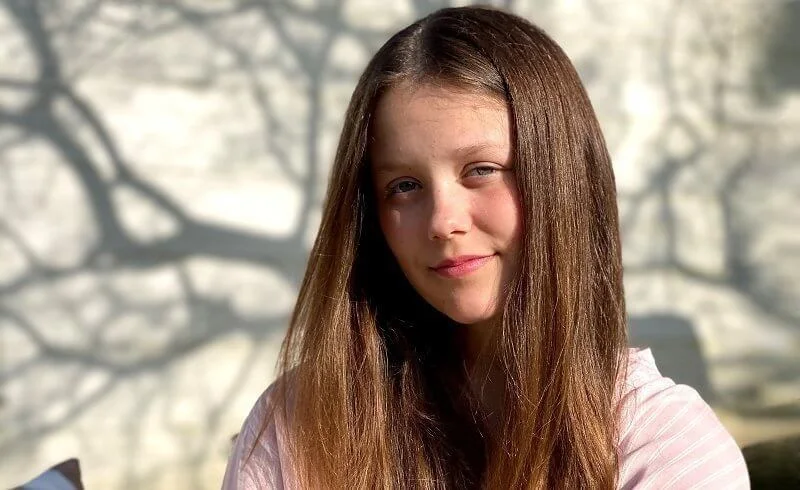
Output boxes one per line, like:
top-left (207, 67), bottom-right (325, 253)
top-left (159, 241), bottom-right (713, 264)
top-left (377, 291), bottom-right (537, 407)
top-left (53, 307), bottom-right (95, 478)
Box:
top-left (427, 185), bottom-right (470, 241)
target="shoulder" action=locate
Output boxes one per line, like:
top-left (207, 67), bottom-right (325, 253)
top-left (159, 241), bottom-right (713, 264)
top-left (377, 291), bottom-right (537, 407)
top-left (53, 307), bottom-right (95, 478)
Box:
top-left (222, 382), bottom-right (291, 490)
top-left (617, 348), bottom-right (750, 489)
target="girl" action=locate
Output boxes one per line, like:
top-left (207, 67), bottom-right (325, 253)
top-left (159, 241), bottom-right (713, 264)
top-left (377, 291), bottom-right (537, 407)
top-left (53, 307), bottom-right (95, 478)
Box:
top-left (223, 6), bottom-right (748, 489)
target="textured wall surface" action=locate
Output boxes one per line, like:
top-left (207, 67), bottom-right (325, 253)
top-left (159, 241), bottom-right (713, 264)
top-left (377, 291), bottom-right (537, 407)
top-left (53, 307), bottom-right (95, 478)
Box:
top-left (0, 0), bottom-right (798, 487)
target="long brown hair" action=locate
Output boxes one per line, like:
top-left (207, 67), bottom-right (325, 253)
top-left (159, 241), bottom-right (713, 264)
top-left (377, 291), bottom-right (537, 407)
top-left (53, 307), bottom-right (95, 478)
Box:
top-left (268, 6), bottom-right (628, 489)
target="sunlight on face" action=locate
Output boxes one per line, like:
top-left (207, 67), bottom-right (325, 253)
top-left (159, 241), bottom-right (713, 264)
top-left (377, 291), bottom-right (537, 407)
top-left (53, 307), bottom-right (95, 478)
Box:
top-left (370, 83), bottom-right (521, 327)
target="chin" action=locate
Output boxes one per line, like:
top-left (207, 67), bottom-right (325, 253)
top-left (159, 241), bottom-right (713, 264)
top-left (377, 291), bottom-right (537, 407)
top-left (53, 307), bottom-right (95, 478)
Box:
top-left (450, 314), bottom-right (496, 326)
top-left (411, 280), bottom-right (504, 325)
top-left (437, 300), bottom-right (499, 326)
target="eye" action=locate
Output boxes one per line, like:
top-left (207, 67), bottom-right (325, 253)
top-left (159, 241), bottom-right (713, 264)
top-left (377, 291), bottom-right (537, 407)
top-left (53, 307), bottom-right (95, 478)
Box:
top-left (387, 179), bottom-right (421, 196)
top-left (465, 165), bottom-right (499, 177)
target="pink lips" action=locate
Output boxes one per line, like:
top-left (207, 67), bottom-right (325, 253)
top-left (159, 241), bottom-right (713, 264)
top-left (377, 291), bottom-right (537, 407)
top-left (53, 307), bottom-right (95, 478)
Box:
top-left (431, 254), bottom-right (494, 278)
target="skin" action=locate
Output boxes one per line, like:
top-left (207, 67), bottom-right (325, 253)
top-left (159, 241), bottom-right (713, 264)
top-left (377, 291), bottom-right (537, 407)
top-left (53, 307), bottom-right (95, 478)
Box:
top-left (370, 82), bottom-right (522, 373)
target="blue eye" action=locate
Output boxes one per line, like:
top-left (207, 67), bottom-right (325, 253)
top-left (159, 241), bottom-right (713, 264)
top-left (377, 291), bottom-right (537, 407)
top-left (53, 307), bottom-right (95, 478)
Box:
top-left (387, 180), bottom-right (420, 195)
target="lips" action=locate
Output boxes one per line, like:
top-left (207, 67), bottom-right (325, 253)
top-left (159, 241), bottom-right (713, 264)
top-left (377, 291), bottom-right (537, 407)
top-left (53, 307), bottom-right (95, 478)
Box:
top-left (431, 254), bottom-right (494, 278)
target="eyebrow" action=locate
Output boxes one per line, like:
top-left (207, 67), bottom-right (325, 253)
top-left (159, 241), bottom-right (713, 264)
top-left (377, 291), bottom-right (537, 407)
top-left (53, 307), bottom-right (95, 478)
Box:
top-left (372, 142), bottom-right (508, 173)
top-left (452, 142), bottom-right (507, 159)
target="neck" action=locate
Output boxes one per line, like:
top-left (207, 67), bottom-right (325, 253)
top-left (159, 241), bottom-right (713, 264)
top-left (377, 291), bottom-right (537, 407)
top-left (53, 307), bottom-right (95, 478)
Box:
top-left (457, 321), bottom-right (493, 370)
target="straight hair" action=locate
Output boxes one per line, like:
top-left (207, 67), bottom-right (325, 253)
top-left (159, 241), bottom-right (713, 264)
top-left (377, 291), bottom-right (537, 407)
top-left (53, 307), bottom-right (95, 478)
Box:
top-left (266, 6), bottom-right (628, 489)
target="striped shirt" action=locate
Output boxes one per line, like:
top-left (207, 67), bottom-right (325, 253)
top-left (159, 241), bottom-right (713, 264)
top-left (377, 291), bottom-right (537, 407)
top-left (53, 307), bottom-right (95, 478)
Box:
top-left (222, 348), bottom-right (749, 489)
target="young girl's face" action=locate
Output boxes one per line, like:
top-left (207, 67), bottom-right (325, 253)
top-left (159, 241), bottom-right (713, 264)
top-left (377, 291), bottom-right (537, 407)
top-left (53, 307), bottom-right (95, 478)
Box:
top-left (370, 83), bottom-right (522, 327)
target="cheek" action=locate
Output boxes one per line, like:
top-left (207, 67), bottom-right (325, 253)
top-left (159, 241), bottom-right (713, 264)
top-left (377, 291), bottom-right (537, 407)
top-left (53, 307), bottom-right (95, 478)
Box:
top-left (475, 185), bottom-right (522, 244)
top-left (379, 207), bottom-right (418, 263)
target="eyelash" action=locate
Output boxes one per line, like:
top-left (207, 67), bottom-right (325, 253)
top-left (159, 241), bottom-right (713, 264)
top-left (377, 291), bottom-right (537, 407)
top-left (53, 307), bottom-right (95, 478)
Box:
top-left (387, 180), bottom-right (420, 196)
top-left (386, 165), bottom-right (500, 196)
top-left (467, 166), bottom-right (498, 177)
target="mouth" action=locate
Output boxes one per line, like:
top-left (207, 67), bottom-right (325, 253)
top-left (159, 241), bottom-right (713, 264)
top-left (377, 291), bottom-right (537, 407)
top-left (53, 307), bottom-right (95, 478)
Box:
top-left (431, 254), bottom-right (495, 278)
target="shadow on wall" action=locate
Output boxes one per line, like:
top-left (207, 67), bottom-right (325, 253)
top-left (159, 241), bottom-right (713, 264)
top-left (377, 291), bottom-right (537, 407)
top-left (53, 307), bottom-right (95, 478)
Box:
top-left (0, 0), bottom-right (798, 487)
top-left (618, 0), bottom-right (800, 421)
top-left (631, 314), bottom-right (800, 418)
top-left (755, 0), bottom-right (800, 104)
top-left (629, 314), bottom-right (714, 403)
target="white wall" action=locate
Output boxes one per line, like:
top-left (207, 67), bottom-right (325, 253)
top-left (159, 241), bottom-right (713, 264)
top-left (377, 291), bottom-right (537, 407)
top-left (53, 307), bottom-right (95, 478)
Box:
top-left (1, 0), bottom-right (798, 487)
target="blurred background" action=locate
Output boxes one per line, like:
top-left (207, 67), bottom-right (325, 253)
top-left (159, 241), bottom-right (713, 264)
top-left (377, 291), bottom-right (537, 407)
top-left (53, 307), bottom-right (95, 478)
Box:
top-left (0, 0), bottom-right (798, 487)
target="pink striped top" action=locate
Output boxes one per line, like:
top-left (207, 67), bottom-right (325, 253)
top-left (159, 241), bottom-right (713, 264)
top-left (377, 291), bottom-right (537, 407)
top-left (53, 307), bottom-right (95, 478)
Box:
top-left (222, 348), bottom-right (749, 489)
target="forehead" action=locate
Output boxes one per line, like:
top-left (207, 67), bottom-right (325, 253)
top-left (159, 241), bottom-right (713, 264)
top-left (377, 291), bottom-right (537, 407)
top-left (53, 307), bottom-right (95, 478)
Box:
top-left (370, 83), bottom-right (511, 165)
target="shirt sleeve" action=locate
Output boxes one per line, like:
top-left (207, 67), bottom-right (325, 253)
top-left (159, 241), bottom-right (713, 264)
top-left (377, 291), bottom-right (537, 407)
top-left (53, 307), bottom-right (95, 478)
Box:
top-left (617, 349), bottom-right (750, 489)
top-left (221, 385), bottom-right (286, 490)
